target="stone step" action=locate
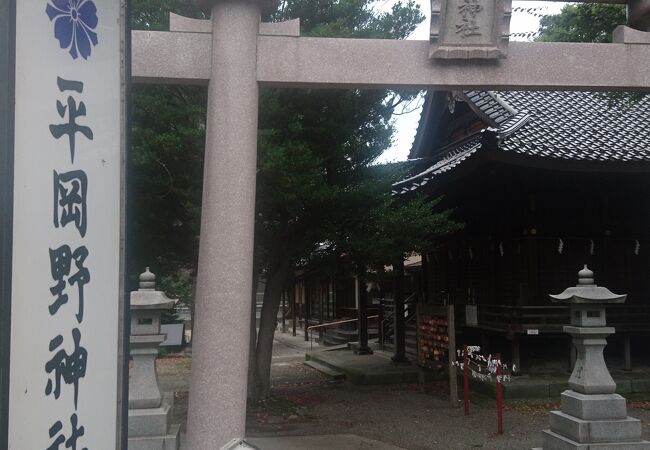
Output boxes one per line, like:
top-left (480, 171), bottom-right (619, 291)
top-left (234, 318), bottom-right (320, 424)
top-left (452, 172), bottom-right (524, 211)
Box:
top-left (128, 423), bottom-right (180, 450)
top-left (303, 360), bottom-right (346, 381)
top-left (549, 411), bottom-right (642, 444)
top-left (561, 391), bottom-right (628, 421)
top-left (542, 429), bottom-right (650, 450)
top-left (319, 343), bottom-right (348, 352)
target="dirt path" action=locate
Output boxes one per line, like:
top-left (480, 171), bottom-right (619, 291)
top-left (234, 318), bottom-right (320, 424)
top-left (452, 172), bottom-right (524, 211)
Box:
top-left (157, 338), bottom-right (650, 449)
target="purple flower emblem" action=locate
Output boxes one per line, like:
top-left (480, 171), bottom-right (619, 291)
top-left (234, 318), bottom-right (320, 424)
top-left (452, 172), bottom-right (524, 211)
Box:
top-left (46, 0), bottom-right (99, 60)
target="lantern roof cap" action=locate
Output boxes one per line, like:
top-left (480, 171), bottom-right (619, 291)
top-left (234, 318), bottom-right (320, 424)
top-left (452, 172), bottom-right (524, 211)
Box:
top-left (130, 268), bottom-right (178, 310)
top-left (549, 265), bottom-right (627, 304)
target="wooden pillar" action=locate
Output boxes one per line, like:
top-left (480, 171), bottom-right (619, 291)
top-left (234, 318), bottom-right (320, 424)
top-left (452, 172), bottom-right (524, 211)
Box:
top-left (319, 282), bottom-right (324, 324)
top-left (291, 284), bottom-right (297, 337)
top-left (422, 253), bottom-right (430, 303)
top-left (304, 282), bottom-right (310, 341)
top-left (447, 305), bottom-right (459, 406)
top-left (281, 290), bottom-right (287, 333)
top-left (355, 269), bottom-right (373, 355)
top-left (392, 259), bottom-right (408, 364)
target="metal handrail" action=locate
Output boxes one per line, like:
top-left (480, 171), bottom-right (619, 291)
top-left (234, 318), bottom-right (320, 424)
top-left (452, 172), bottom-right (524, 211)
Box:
top-left (307, 315), bottom-right (379, 332)
top-left (307, 315), bottom-right (380, 350)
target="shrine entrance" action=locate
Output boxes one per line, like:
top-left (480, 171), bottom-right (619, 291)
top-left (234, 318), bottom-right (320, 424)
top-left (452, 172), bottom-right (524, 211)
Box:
top-left (2, 0), bottom-right (649, 448)
top-left (129, 1), bottom-right (650, 446)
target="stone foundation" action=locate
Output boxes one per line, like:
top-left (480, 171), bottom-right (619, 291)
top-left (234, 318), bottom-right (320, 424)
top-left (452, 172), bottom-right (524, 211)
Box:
top-left (128, 394), bottom-right (180, 450)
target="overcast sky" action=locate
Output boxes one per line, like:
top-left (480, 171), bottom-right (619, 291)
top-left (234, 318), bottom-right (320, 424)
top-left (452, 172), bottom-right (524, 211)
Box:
top-left (376, 0), bottom-right (567, 163)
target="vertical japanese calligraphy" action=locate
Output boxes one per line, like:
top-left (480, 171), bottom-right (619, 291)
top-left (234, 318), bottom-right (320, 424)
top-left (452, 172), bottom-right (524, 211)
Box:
top-left (42, 73), bottom-right (94, 446)
top-left (47, 413), bottom-right (87, 450)
top-left (430, 0), bottom-right (511, 59)
top-left (53, 170), bottom-right (88, 238)
top-left (456, 0), bottom-right (483, 38)
top-left (49, 78), bottom-right (94, 164)
top-left (9, 0), bottom-right (123, 447)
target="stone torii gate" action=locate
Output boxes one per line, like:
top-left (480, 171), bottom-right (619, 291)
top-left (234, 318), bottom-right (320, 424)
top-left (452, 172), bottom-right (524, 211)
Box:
top-left (131, 1), bottom-right (650, 448)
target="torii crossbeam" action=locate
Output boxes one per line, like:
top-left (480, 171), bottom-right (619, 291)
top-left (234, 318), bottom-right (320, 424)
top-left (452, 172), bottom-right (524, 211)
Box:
top-left (130, 1), bottom-right (650, 448)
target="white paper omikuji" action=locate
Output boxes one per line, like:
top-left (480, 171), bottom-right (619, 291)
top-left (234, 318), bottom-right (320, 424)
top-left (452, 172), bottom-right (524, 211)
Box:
top-left (453, 346), bottom-right (512, 384)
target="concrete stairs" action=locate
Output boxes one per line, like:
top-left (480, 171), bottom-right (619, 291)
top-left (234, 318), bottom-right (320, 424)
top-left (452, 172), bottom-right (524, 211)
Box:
top-left (303, 359), bottom-right (346, 381)
top-left (305, 350), bottom-right (419, 385)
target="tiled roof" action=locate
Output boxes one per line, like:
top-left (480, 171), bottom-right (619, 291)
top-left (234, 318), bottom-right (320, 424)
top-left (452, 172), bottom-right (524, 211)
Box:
top-left (483, 91), bottom-right (650, 162)
top-left (394, 91), bottom-right (650, 194)
top-left (392, 136), bottom-right (483, 195)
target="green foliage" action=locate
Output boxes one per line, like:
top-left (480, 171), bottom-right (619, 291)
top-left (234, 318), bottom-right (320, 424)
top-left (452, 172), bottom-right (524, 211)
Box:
top-left (335, 188), bottom-right (463, 270)
top-left (537, 4), bottom-right (626, 43)
top-left (537, 4), bottom-right (645, 107)
top-left (129, 0), bottom-right (207, 298)
top-left (253, 1), bottom-right (460, 278)
top-left (157, 267), bottom-right (195, 311)
top-left (131, 0), bottom-right (203, 31)
top-left (270, 0), bottom-right (424, 39)
top-left (130, 83), bottom-right (206, 297)
top-left (129, 0), bottom-right (456, 305)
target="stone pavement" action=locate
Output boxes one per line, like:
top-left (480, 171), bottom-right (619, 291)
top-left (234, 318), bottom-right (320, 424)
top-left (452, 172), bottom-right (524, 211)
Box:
top-left (247, 434), bottom-right (405, 449)
top-left (272, 327), bottom-right (326, 353)
top-left (306, 348), bottom-right (421, 385)
top-left (181, 432), bottom-right (404, 449)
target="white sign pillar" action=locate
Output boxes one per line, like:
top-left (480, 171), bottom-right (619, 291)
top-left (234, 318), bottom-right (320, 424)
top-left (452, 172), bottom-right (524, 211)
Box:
top-left (6, 0), bottom-right (126, 448)
top-left (186, 1), bottom-right (262, 448)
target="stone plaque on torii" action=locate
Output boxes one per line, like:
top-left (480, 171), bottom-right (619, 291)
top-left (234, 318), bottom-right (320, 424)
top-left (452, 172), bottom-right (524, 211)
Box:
top-left (130, 1), bottom-right (650, 448)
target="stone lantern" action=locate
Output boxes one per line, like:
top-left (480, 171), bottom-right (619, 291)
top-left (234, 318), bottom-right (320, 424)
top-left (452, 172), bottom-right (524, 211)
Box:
top-left (128, 267), bottom-right (180, 450)
top-left (536, 266), bottom-right (650, 449)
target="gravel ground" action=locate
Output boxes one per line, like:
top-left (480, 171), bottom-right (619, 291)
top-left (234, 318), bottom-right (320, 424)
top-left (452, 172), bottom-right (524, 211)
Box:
top-left (156, 339), bottom-right (650, 449)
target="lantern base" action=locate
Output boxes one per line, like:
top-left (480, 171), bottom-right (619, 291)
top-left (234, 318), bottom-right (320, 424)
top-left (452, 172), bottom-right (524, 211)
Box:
top-left (129, 393), bottom-right (180, 450)
top-left (539, 428), bottom-right (650, 449)
top-left (128, 423), bottom-right (180, 450)
top-left (534, 390), bottom-right (650, 450)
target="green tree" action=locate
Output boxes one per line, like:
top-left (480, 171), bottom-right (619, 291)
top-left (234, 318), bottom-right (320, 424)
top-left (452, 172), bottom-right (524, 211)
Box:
top-left (249, 0), bottom-right (427, 399)
top-left (248, 1), bottom-right (459, 399)
top-left (128, 0), bottom-right (459, 400)
top-left (537, 4), bottom-right (626, 43)
top-left (129, 0), bottom-right (205, 302)
top-left (536, 4), bottom-right (644, 106)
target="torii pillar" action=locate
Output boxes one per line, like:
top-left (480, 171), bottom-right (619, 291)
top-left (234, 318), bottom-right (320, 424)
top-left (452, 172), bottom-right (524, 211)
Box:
top-left (186, 1), bottom-right (273, 448)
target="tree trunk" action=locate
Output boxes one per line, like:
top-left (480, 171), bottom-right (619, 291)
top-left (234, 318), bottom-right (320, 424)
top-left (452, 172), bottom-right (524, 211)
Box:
top-left (248, 254), bottom-right (291, 399)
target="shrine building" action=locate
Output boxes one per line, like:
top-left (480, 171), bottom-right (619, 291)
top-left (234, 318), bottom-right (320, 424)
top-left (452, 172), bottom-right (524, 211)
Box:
top-left (392, 90), bottom-right (650, 372)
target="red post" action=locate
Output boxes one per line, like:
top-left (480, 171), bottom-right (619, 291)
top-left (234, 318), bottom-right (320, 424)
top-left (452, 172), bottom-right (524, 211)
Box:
top-left (496, 353), bottom-right (503, 434)
top-left (463, 345), bottom-right (470, 416)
